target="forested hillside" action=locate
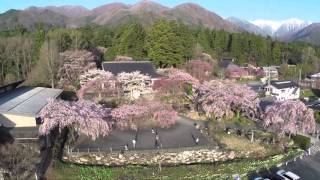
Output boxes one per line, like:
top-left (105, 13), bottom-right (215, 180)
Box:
top-left (0, 20), bottom-right (320, 86)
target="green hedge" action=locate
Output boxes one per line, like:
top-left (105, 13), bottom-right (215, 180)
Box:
top-left (292, 134), bottom-right (311, 150)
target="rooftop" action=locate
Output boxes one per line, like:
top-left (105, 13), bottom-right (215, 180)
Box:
top-left (219, 59), bottom-right (237, 69)
top-left (0, 87), bottom-right (62, 116)
top-left (102, 61), bottom-right (161, 78)
top-left (270, 80), bottom-right (298, 89)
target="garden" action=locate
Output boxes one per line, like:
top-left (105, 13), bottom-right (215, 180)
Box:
top-left (36, 56), bottom-right (316, 179)
top-left (0, 51), bottom-right (316, 179)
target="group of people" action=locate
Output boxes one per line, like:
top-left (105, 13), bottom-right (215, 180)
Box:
top-left (123, 128), bottom-right (162, 152)
top-left (123, 134), bottom-right (137, 151)
top-left (122, 123), bottom-right (203, 152)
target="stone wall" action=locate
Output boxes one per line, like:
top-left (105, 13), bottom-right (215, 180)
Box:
top-left (63, 146), bottom-right (250, 166)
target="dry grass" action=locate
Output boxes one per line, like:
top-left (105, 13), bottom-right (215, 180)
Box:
top-left (184, 111), bottom-right (207, 121)
top-left (216, 133), bottom-right (269, 157)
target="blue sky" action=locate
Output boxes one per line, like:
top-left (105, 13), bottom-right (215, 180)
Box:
top-left (0, 0), bottom-right (319, 21)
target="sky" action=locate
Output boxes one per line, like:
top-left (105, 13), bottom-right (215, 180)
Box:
top-left (0, 0), bottom-right (319, 22)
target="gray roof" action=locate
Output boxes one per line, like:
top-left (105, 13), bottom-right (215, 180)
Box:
top-left (102, 61), bottom-right (161, 78)
top-left (270, 80), bottom-right (298, 89)
top-left (219, 59), bottom-right (237, 69)
top-left (0, 87), bottom-right (62, 116)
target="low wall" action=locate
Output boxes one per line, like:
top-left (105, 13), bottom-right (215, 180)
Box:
top-left (62, 146), bottom-right (250, 166)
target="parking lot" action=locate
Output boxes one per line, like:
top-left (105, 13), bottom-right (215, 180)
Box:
top-left (248, 152), bottom-right (320, 180)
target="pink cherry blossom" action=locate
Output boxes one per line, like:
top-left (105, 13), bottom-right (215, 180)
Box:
top-left (184, 60), bottom-right (213, 82)
top-left (77, 70), bottom-right (118, 100)
top-left (194, 80), bottom-right (260, 120)
top-left (57, 50), bottom-right (99, 89)
top-left (111, 100), bottom-right (177, 130)
top-left (39, 99), bottom-right (112, 140)
top-left (262, 100), bottom-right (316, 135)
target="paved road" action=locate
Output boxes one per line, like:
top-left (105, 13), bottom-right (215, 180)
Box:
top-left (73, 116), bottom-right (210, 152)
top-left (248, 153), bottom-right (320, 180)
top-left (279, 153), bottom-right (320, 180)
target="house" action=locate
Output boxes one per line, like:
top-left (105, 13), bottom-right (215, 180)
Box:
top-left (0, 86), bottom-right (62, 128)
top-left (225, 66), bottom-right (251, 79)
top-left (261, 66), bottom-right (279, 83)
top-left (102, 61), bottom-right (162, 83)
top-left (219, 58), bottom-right (236, 69)
top-left (297, 72), bottom-right (320, 89)
top-left (265, 80), bottom-right (300, 101)
top-left (219, 58), bottom-right (254, 79)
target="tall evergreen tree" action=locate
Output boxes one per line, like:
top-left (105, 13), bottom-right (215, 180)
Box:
top-left (105, 23), bottom-right (146, 60)
top-left (174, 23), bottom-right (195, 60)
top-left (272, 42), bottom-right (282, 65)
top-left (230, 33), bottom-right (245, 64)
top-left (146, 20), bottom-right (184, 67)
top-left (116, 23), bottom-right (146, 59)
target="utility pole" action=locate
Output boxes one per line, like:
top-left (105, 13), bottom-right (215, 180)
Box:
top-left (299, 68), bottom-right (302, 85)
top-left (268, 66), bottom-right (271, 86)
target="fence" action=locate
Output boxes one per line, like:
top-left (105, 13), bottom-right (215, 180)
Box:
top-left (65, 144), bottom-right (219, 156)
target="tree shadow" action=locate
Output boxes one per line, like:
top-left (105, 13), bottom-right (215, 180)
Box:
top-left (247, 166), bottom-right (282, 180)
top-left (0, 127), bottom-right (14, 145)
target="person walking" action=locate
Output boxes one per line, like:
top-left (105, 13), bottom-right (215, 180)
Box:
top-left (132, 139), bottom-right (136, 149)
top-left (195, 137), bottom-right (199, 145)
top-left (154, 134), bottom-right (161, 149)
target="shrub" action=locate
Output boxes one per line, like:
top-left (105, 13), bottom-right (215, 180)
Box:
top-left (314, 111), bottom-right (320, 124)
top-left (292, 134), bottom-right (311, 150)
top-left (0, 143), bottom-right (39, 179)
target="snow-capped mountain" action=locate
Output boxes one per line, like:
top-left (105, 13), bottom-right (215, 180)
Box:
top-left (274, 18), bottom-right (312, 37)
top-left (226, 17), bottom-right (268, 36)
top-left (250, 19), bottom-right (282, 36)
top-left (286, 23), bottom-right (320, 46)
top-left (250, 18), bottom-right (312, 37)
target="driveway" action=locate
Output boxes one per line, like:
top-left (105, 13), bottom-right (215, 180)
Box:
top-left (73, 116), bottom-right (210, 152)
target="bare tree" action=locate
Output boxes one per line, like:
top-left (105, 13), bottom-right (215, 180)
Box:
top-left (1, 37), bottom-right (34, 84)
top-left (27, 38), bottom-right (61, 88)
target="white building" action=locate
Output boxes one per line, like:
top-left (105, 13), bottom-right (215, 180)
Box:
top-left (265, 80), bottom-right (300, 101)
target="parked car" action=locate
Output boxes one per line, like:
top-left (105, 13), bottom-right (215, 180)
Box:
top-left (305, 100), bottom-right (320, 110)
top-left (276, 170), bottom-right (300, 180)
top-left (254, 177), bottom-right (270, 180)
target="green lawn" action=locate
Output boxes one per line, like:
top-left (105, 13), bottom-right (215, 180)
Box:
top-left (300, 89), bottom-right (317, 100)
top-left (47, 149), bottom-right (302, 180)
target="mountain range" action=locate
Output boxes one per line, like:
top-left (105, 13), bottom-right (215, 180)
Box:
top-left (0, 1), bottom-right (319, 46)
top-left (228, 17), bottom-right (320, 45)
top-left (0, 1), bottom-right (240, 32)
top-left (248, 18), bottom-right (311, 37)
